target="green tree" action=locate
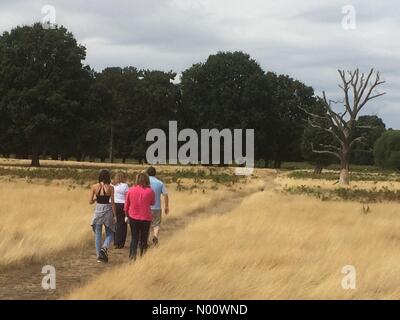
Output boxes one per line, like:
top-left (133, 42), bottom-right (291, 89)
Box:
top-left (267, 73), bottom-right (316, 168)
top-left (91, 67), bottom-right (141, 163)
top-left (351, 115), bottom-right (386, 165)
top-left (301, 98), bottom-right (337, 173)
top-left (45, 66), bottom-right (95, 161)
top-left (91, 68), bottom-right (179, 163)
top-left (180, 51), bottom-right (316, 167)
top-left (135, 70), bottom-right (180, 161)
top-left (374, 130), bottom-right (400, 170)
top-left (181, 51), bottom-right (264, 129)
top-left (181, 51), bottom-right (270, 165)
top-left (0, 23), bottom-right (90, 166)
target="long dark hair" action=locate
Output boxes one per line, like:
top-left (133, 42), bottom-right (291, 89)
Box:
top-left (98, 169), bottom-right (111, 184)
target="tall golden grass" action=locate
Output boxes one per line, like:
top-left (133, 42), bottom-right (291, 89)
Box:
top-left (0, 178), bottom-right (255, 267)
top-left (0, 181), bottom-right (89, 266)
top-left (3, 163), bottom-right (400, 299)
top-left (68, 190), bottom-right (400, 299)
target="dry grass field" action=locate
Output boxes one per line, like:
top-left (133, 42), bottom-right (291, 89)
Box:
top-left (67, 190), bottom-right (400, 300)
top-left (0, 181), bottom-right (90, 267)
top-left (0, 179), bottom-right (257, 268)
top-left (1, 159), bottom-right (400, 299)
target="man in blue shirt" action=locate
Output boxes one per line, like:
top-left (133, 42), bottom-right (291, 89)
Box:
top-left (147, 166), bottom-right (169, 245)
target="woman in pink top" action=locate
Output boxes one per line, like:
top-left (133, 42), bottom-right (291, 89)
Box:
top-left (124, 172), bottom-right (155, 260)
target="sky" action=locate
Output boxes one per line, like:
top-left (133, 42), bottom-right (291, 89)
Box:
top-left (0, 0), bottom-right (399, 128)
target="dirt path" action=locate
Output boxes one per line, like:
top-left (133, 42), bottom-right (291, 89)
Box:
top-left (0, 175), bottom-right (274, 300)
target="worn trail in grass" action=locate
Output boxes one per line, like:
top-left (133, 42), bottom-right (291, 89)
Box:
top-left (0, 175), bottom-right (270, 300)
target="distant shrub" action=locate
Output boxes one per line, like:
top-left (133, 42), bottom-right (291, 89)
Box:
top-left (288, 170), bottom-right (400, 182)
top-left (283, 185), bottom-right (400, 202)
top-left (374, 130), bottom-right (400, 170)
top-left (0, 165), bottom-right (243, 185)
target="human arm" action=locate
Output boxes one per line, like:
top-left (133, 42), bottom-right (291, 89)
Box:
top-left (163, 194), bottom-right (169, 215)
top-left (124, 190), bottom-right (130, 218)
top-left (110, 186), bottom-right (117, 223)
top-left (124, 186), bottom-right (130, 223)
top-left (150, 189), bottom-right (155, 206)
top-left (89, 185), bottom-right (96, 204)
top-left (162, 183), bottom-right (169, 215)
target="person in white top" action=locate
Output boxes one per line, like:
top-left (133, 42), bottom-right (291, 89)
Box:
top-left (112, 172), bottom-right (129, 248)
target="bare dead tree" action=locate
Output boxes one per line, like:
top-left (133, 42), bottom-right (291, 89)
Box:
top-left (301, 68), bottom-right (386, 185)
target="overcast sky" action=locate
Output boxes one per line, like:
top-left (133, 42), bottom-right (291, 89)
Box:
top-left (1, 0), bottom-right (399, 128)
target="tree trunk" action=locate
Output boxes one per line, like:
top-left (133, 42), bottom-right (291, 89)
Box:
top-left (314, 164), bottom-right (323, 174)
top-left (109, 126), bottom-right (114, 163)
top-left (31, 148), bottom-right (40, 167)
top-left (273, 158), bottom-right (282, 169)
top-left (339, 153), bottom-right (350, 185)
top-left (339, 168), bottom-right (350, 185)
top-left (122, 157), bottom-right (126, 164)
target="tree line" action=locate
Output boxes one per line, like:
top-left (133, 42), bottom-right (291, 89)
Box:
top-left (0, 23), bottom-right (390, 171)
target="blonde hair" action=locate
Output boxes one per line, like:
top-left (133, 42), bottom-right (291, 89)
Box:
top-left (113, 171), bottom-right (127, 185)
top-left (135, 172), bottom-right (150, 187)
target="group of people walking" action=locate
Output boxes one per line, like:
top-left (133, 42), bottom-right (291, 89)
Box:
top-left (89, 167), bottom-right (169, 263)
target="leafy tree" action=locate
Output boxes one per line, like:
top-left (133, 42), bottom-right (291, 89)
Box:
top-left (301, 98), bottom-right (337, 173)
top-left (374, 130), bottom-right (400, 170)
top-left (181, 51), bottom-right (264, 129)
top-left (351, 115), bottom-right (386, 165)
top-left (241, 71), bottom-right (275, 165)
top-left (91, 67), bottom-right (141, 163)
top-left (181, 51), bottom-right (270, 165)
top-left (0, 23), bottom-right (90, 166)
top-left (180, 51), bottom-right (316, 167)
top-left (135, 70), bottom-right (180, 161)
top-left (90, 68), bottom-right (179, 163)
top-left (267, 73), bottom-right (316, 168)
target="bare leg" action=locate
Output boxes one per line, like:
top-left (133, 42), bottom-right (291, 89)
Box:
top-left (153, 226), bottom-right (160, 238)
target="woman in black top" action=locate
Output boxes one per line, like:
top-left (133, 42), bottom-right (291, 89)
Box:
top-left (89, 170), bottom-right (116, 263)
